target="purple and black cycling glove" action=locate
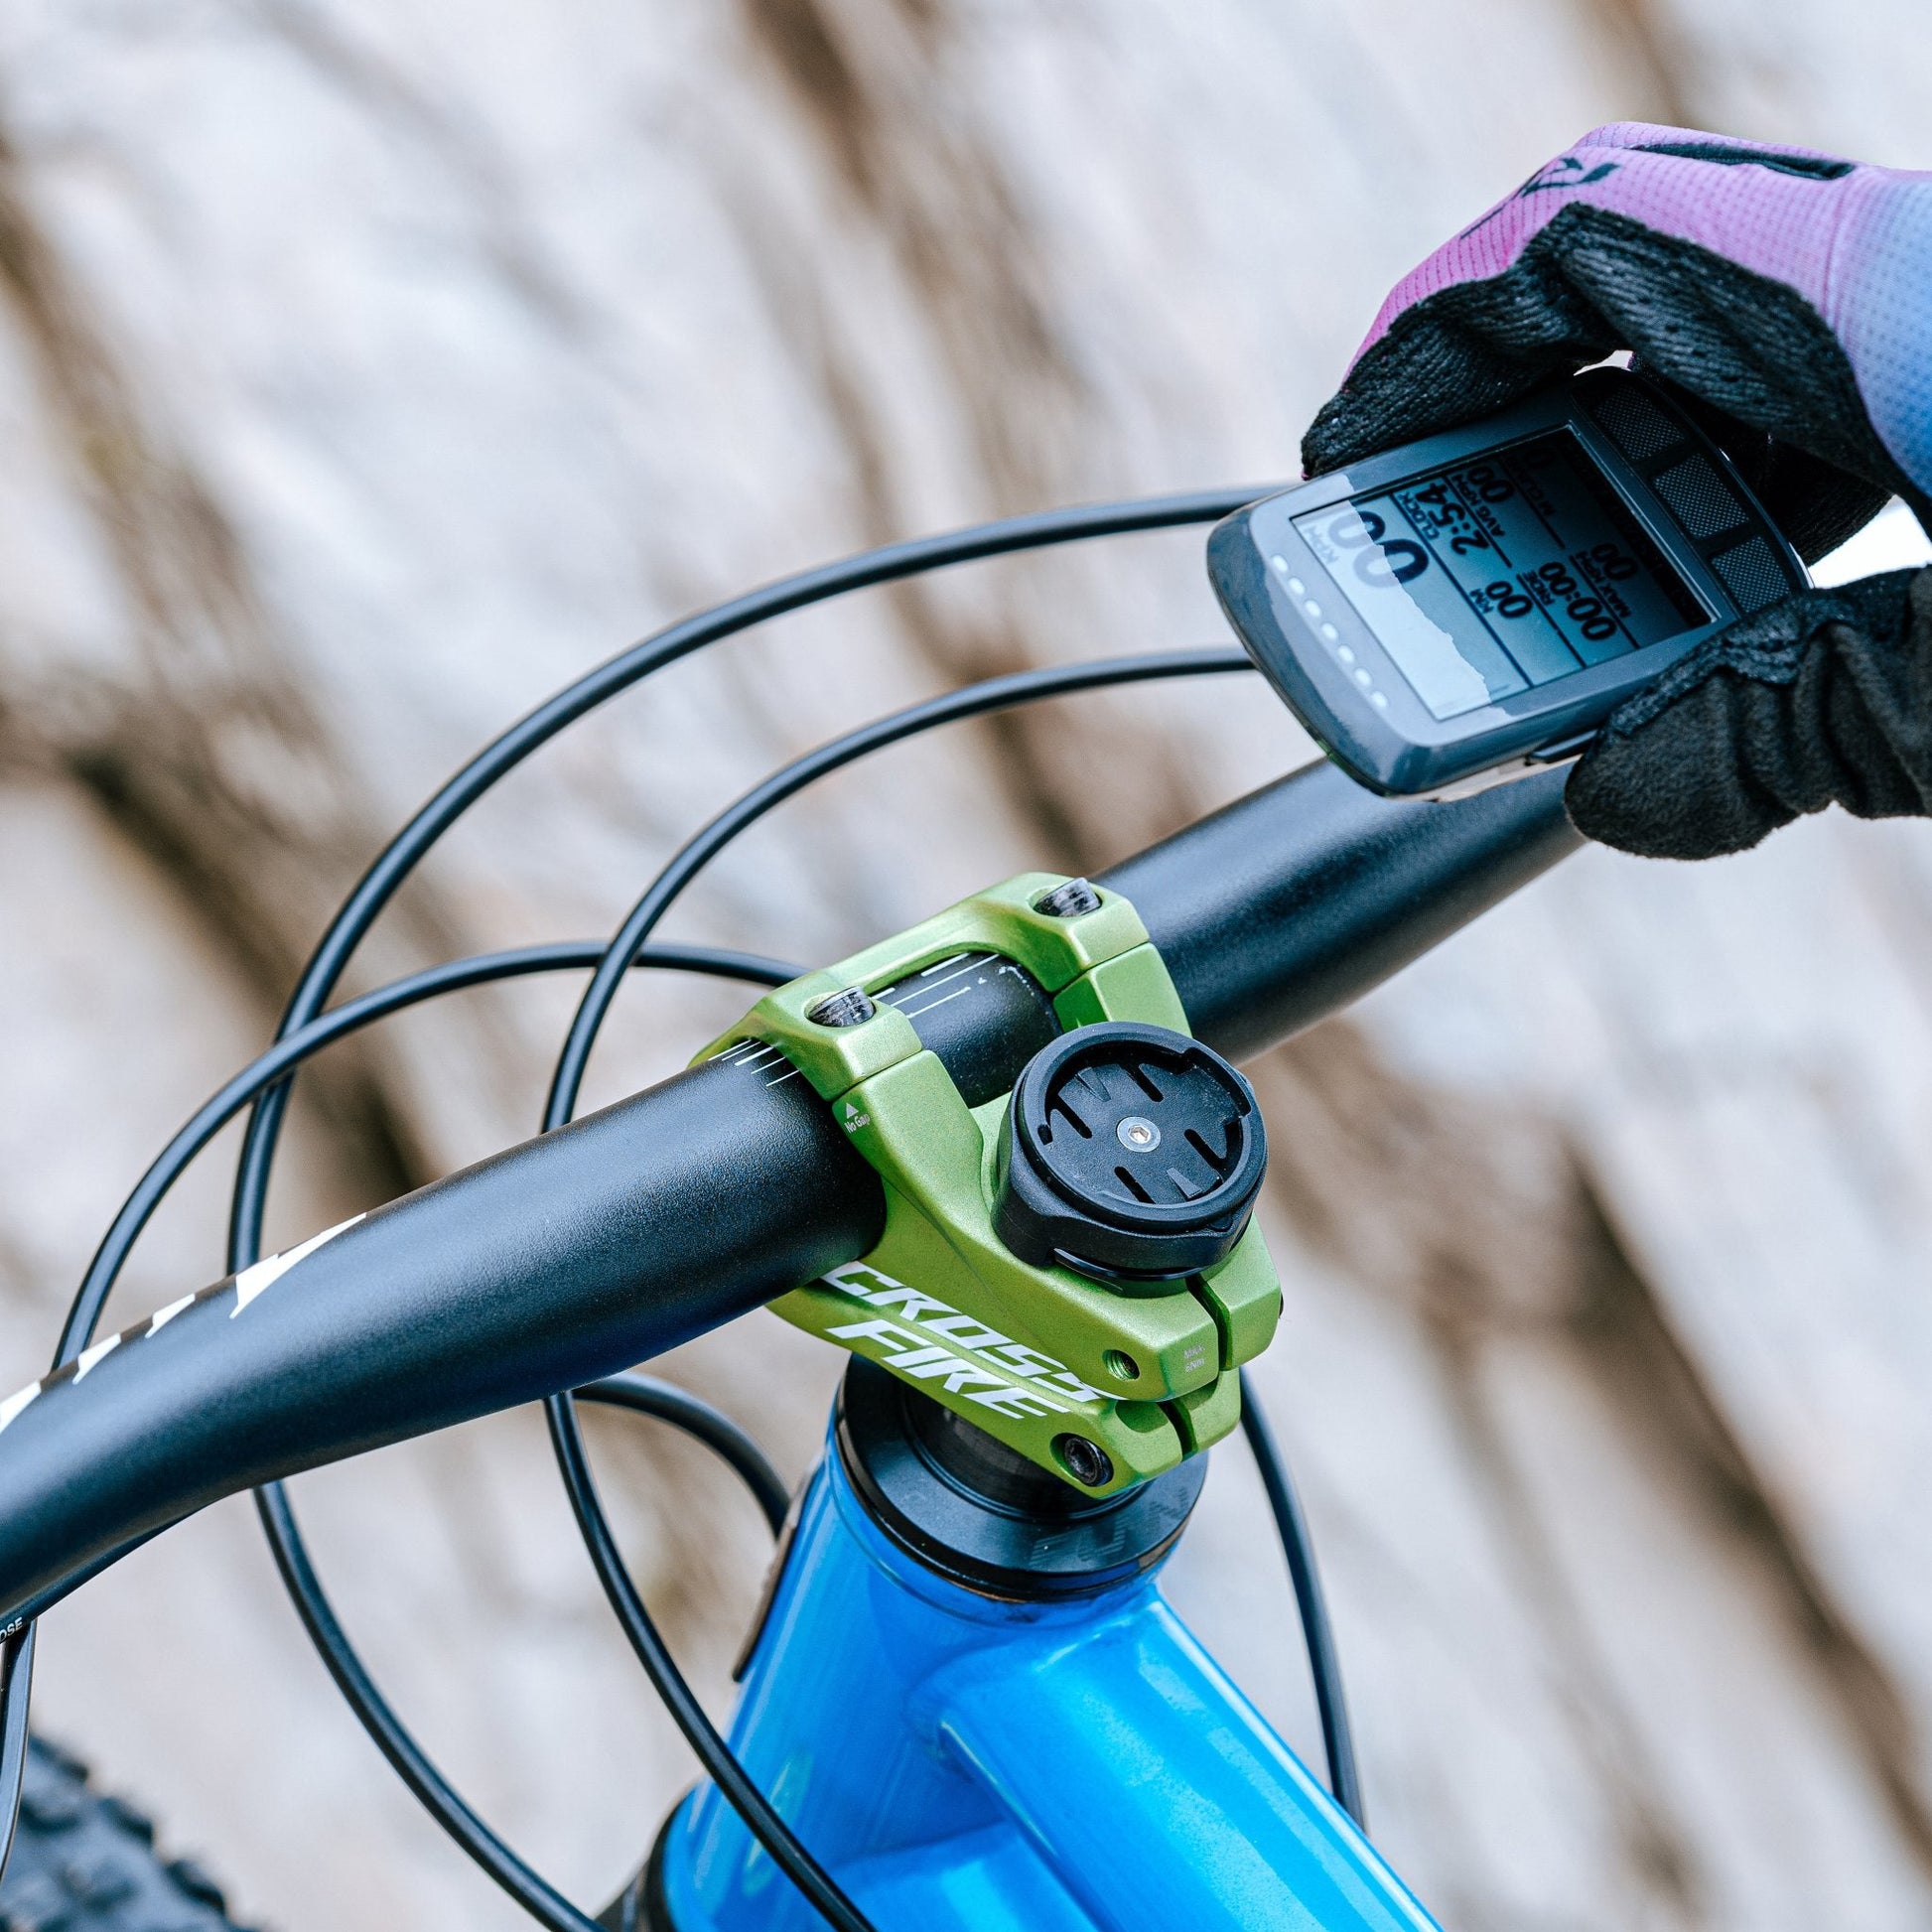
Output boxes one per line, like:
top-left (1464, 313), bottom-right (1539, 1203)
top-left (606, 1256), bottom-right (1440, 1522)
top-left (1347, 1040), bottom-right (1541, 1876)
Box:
top-left (1307, 123), bottom-right (1932, 858)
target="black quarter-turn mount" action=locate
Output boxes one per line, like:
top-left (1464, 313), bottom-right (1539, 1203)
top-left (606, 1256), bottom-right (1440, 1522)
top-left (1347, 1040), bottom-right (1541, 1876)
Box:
top-left (995, 1020), bottom-right (1267, 1285)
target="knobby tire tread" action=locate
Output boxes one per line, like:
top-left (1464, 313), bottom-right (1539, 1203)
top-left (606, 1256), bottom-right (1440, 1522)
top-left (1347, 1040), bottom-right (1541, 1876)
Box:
top-left (0, 1737), bottom-right (251, 1932)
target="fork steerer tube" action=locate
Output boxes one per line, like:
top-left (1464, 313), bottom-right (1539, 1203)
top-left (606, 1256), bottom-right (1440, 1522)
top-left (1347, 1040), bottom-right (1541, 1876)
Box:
top-left (0, 759), bottom-right (1575, 1621)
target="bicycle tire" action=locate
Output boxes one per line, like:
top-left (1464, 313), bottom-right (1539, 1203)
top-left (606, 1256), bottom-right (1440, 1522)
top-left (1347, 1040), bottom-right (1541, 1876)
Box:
top-left (0, 1737), bottom-right (252, 1932)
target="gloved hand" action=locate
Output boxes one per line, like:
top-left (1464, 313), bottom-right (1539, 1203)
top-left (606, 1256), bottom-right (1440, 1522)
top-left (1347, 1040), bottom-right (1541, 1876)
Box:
top-left (1305, 122), bottom-right (1932, 858)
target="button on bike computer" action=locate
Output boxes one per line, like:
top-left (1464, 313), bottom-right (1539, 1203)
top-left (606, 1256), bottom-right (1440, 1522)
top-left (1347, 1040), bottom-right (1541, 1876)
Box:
top-left (1208, 368), bottom-right (1807, 796)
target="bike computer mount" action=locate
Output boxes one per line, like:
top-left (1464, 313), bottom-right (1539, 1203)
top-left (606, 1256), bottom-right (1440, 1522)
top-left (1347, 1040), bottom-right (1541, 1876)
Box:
top-left (1210, 366), bottom-right (1807, 797)
top-left (700, 875), bottom-right (1281, 1498)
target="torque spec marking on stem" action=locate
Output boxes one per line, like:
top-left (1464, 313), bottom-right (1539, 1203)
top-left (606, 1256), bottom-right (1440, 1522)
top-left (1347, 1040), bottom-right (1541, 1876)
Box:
top-left (701, 875), bottom-right (1285, 1492)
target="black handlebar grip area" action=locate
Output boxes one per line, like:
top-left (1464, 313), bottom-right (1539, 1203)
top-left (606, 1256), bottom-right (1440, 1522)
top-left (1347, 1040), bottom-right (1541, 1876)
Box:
top-left (1104, 761), bottom-right (1580, 1062)
top-left (0, 1051), bottom-right (883, 1622)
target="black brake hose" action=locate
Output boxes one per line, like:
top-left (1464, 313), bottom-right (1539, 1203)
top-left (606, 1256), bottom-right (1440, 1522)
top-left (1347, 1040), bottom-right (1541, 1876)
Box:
top-left (226, 653), bottom-right (1260, 1932)
top-left (2, 700), bottom-right (1370, 1920)
top-left (0, 1370), bottom-right (792, 1643)
top-left (516, 650), bottom-right (1367, 1836)
top-left (546, 1403), bottom-right (877, 1932)
top-left (258, 1372), bottom-right (788, 1932)
top-left (1240, 1368), bottom-right (1364, 1828)
top-left (533, 645), bottom-right (1369, 1859)
top-left (541, 647), bottom-right (1250, 1124)
top-left (578, 1374), bottom-right (790, 1536)
top-left (94, 653), bottom-right (1353, 1921)
top-left (257, 1480), bottom-right (605, 1932)
top-left (0, 1381), bottom-right (795, 1913)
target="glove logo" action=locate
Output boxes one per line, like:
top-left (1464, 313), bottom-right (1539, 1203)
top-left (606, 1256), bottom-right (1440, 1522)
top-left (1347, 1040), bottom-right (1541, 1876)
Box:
top-left (1519, 155), bottom-right (1620, 197)
top-left (1456, 154), bottom-right (1618, 236)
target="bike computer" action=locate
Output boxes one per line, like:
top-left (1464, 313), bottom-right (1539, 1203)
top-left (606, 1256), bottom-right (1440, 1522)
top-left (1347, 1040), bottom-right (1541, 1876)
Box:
top-left (1209, 368), bottom-right (1807, 796)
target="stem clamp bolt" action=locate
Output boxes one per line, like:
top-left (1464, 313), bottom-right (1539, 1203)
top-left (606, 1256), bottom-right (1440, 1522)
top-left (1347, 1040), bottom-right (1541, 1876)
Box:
top-left (1033, 879), bottom-right (1102, 918)
top-left (808, 985), bottom-right (877, 1029)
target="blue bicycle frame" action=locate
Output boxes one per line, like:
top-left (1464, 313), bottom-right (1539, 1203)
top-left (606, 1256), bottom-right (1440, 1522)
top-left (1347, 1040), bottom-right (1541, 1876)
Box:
top-left (654, 1396), bottom-right (1440, 1932)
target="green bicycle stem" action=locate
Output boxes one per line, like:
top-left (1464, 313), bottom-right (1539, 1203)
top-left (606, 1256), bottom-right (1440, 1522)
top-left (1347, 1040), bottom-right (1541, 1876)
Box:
top-left (699, 875), bottom-right (1282, 1495)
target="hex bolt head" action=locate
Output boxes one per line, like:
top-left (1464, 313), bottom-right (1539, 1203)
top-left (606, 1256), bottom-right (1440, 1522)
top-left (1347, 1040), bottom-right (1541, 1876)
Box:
top-left (1033, 878), bottom-right (1102, 919)
top-left (1054, 1434), bottom-right (1115, 1488)
top-left (807, 985), bottom-right (877, 1029)
top-left (1115, 1114), bottom-right (1162, 1153)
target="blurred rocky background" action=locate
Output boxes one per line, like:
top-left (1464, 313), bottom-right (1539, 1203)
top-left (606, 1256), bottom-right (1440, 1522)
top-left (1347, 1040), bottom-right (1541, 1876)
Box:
top-left (2, 1), bottom-right (1931, 1926)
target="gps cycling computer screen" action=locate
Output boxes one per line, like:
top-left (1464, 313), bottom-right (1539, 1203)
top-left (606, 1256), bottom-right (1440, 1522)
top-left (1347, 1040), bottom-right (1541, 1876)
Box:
top-left (1291, 430), bottom-right (1708, 721)
top-left (1209, 370), bottom-right (1808, 796)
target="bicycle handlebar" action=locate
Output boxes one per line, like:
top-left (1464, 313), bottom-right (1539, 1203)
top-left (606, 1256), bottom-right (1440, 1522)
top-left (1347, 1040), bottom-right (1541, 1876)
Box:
top-left (0, 759), bottom-right (1575, 1623)
top-left (1106, 760), bottom-right (1577, 1061)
